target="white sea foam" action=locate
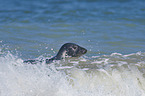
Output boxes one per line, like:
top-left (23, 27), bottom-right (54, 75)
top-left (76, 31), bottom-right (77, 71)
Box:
top-left (0, 52), bottom-right (145, 96)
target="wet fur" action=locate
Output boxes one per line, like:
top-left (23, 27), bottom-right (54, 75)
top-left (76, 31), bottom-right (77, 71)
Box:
top-left (24, 43), bottom-right (87, 64)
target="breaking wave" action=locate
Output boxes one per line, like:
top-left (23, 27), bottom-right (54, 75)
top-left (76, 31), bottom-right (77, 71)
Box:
top-left (0, 50), bottom-right (145, 96)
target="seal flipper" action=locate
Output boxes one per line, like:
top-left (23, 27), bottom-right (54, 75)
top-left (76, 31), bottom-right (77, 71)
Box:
top-left (23, 59), bottom-right (42, 64)
top-left (24, 56), bottom-right (58, 64)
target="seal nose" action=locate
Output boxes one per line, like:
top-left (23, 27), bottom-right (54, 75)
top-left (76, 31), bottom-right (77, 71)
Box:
top-left (82, 48), bottom-right (87, 54)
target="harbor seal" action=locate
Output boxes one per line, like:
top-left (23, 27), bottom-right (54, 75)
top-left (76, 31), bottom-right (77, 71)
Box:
top-left (24, 43), bottom-right (87, 64)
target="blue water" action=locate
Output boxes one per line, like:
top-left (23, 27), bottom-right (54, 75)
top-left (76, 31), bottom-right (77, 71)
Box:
top-left (0, 0), bottom-right (145, 96)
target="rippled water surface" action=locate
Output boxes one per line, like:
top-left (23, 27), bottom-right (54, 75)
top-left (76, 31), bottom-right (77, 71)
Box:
top-left (0, 0), bottom-right (145, 96)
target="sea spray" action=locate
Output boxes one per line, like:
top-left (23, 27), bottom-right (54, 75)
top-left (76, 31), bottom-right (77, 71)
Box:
top-left (0, 52), bottom-right (145, 96)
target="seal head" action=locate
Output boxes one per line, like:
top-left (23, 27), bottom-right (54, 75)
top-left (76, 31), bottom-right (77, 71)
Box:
top-left (54, 43), bottom-right (87, 59)
top-left (46, 43), bottom-right (87, 63)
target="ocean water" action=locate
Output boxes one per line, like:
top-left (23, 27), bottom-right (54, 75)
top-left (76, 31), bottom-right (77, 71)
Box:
top-left (0, 0), bottom-right (145, 96)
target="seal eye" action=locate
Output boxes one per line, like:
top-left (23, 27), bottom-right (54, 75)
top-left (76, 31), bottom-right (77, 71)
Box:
top-left (73, 46), bottom-right (77, 50)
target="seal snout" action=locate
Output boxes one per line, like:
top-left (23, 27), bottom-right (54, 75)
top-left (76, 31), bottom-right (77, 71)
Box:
top-left (82, 48), bottom-right (87, 54)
